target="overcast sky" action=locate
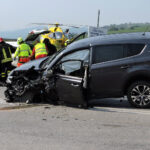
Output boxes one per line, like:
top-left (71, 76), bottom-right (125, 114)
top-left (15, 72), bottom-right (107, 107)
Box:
top-left (0, 0), bottom-right (150, 31)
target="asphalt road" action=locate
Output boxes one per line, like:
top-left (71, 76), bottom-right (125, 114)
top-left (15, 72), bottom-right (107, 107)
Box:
top-left (0, 87), bottom-right (150, 150)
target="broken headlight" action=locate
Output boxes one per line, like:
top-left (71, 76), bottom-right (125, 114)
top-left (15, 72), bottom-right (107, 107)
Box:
top-left (6, 76), bottom-right (13, 84)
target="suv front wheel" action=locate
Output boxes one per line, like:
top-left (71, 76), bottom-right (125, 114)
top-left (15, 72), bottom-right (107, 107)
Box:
top-left (127, 81), bottom-right (150, 108)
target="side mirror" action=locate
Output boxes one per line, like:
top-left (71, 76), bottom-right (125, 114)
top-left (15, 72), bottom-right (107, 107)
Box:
top-left (53, 63), bottom-right (65, 74)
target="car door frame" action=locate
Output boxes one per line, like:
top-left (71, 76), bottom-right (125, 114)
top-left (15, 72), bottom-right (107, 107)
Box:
top-left (51, 48), bottom-right (91, 105)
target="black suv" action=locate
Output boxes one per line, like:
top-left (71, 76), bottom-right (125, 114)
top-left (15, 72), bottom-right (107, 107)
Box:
top-left (5, 32), bottom-right (150, 108)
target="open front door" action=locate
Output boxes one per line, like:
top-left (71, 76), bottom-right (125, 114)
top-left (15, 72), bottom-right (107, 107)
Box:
top-left (52, 49), bottom-right (89, 105)
top-left (55, 74), bottom-right (85, 105)
top-left (54, 59), bottom-right (87, 105)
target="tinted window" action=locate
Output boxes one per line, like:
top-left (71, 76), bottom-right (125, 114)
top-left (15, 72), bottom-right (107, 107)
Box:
top-left (92, 45), bottom-right (124, 64)
top-left (125, 44), bottom-right (145, 57)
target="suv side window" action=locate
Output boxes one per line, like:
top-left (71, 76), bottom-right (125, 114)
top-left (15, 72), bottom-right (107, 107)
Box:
top-left (124, 44), bottom-right (145, 57)
top-left (92, 44), bottom-right (145, 64)
top-left (92, 45), bottom-right (124, 64)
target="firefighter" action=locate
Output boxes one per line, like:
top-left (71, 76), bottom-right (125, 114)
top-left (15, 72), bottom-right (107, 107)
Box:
top-left (14, 37), bottom-right (32, 67)
top-left (0, 37), bottom-right (15, 83)
top-left (30, 40), bottom-right (48, 60)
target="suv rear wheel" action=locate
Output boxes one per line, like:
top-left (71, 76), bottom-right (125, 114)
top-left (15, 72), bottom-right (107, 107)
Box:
top-left (127, 81), bottom-right (150, 108)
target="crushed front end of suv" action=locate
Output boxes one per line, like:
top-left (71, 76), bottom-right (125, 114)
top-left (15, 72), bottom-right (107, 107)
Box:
top-left (5, 32), bottom-right (150, 108)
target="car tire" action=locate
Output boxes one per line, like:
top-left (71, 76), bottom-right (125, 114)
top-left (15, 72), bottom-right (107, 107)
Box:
top-left (127, 81), bottom-right (150, 108)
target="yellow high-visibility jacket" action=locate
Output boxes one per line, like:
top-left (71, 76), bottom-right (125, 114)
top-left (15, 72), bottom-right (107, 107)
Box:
top-left (14, 43), bottom-right (32, 58)
top-left (34, 43), bottom-right (47, 58)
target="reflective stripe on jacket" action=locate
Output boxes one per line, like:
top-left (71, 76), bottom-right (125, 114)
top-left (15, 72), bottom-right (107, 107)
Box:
top-left (35, 43), bottom-right (48, 58)
top-left (14, 43), bottom-right (32, 58)
top-left (1, 46), bottom-right (12, 63)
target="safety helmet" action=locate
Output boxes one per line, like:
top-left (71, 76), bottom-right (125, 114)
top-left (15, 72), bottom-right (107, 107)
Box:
top-left (17, 37), bottom-right (23, 45)
top-left (0, 37), bottom-right (4, 43)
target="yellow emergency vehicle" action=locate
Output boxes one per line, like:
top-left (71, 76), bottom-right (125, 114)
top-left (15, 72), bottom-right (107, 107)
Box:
top-left (38, 23), bottom-right (68, 50)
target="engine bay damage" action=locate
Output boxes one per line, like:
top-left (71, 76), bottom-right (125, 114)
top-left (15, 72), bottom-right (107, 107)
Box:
top-left (5, 66), bottom-right (58, 104)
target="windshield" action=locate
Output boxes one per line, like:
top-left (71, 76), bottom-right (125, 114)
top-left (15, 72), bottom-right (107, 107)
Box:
top-left (55, 32), bottom-right (63, 39)
top-left (49, 32), bottom-right (63, 39)
top-left (41, 54), bottom-right (56, 69)
top-left (41, 48), bottom-right (65, 68)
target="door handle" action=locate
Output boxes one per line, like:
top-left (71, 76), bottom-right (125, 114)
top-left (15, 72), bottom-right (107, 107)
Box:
top-left (70, 83), bottom-right (80, 87)
top-left (120, 65), bottom-right (130, 69)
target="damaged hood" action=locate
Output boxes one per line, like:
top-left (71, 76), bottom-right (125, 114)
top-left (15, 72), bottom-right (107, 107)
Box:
top-left (15, 57), bottom-right (48, 71)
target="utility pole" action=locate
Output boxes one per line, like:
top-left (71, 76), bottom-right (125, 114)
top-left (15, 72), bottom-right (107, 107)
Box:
top-left (97, 10), bottom-right (100, 28)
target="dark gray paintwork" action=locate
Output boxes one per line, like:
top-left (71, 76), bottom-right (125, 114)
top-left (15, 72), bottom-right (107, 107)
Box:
top-left (8, 32), bottom-right (150, 105)
top-left (66, 32), bottom-right (150, 51)
top-left (14, 57), bottom-right (48, 71)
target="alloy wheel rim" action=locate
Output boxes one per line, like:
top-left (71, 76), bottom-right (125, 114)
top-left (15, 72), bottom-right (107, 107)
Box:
top-left (131, 85), bottom-right (150, 106)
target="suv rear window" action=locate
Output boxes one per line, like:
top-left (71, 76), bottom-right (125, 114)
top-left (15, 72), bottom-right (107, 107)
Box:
top-left (125, 44), bottom-right (145, 57)
top-left (92, 44), bottom-right (145, 64)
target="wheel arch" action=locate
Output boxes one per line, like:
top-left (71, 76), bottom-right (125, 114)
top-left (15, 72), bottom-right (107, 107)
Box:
top-left (123, 73), bottom-right (150, 95)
